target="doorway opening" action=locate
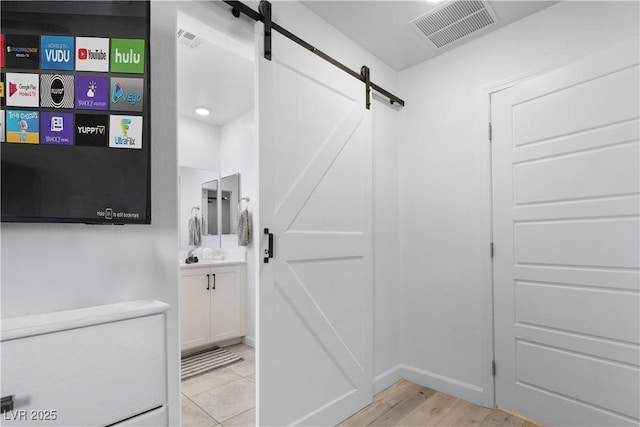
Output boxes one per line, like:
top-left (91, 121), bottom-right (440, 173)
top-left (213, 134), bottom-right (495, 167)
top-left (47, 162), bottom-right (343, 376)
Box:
top-left (176, 2), bottom-right (257, 425)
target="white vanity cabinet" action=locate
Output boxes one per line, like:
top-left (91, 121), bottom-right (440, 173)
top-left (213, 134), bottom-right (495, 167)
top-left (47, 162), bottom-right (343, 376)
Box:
top-left (180, 262), bottom-right (246, 351)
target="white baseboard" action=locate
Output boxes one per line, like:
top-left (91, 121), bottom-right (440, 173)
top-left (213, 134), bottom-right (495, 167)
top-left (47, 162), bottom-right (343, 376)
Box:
top-left (373, 365), bottom-right (403, 394)
top-left (242, 336), bottom-right (256, 347)
top-left (399, 364), bottom-right (485, 406)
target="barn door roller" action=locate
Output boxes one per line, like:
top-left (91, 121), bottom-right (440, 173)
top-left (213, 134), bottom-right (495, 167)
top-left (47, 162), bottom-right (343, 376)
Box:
top-left (224, 0), bottom-right (405, 110)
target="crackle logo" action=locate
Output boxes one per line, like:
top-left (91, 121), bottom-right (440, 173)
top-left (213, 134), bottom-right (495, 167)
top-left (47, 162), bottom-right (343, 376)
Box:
top-left (109, 115), bottom-right (142, 149)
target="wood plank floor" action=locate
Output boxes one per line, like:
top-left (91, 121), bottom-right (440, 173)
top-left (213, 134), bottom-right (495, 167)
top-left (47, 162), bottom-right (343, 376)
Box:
top-left (338, 381), bottom-right (542, 427)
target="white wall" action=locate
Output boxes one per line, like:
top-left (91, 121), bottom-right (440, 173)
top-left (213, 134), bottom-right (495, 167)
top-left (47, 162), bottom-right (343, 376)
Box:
top-left (178, 116), bottom-right (220, 171)
top-left (268, 1), bottom-right (402, 389)
top-left (220, 109), bottom-right (257, 345)
top-left (398, 0), bottom-right (640, 406)
top-left (0, 1), bottom-right (182, 425)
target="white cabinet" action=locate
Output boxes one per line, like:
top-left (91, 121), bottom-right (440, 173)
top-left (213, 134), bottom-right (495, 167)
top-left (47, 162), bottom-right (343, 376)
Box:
top-left (0, 300), bottom-right (170, 427)
top-left (180, 263), bottom-right (246, 351)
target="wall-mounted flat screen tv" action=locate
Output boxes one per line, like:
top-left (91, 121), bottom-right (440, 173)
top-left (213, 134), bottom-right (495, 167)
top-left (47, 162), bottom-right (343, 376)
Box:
top-left (1, 1), bottom-right (151, 224)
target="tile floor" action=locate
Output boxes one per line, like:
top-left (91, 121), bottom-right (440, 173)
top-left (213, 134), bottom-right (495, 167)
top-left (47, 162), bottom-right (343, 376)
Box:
top-left (181, 343), bottom-right (256, 427)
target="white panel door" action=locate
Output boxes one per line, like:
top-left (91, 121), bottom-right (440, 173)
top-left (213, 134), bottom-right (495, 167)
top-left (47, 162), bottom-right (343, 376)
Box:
top-left (257, 25), bottom-right (373, 427)
top-left (492, 39), bottom-right (640, 426)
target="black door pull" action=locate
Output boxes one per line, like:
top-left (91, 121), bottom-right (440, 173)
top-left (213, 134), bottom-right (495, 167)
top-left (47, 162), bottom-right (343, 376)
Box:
top-left (264, 228), bottom-right (274, 263)
top-left (206, 274), bottom-right (210, 290)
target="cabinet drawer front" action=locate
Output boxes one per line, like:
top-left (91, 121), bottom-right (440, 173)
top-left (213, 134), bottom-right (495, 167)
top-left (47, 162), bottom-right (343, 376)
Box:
top-left (1, 315), bottom-right (167, 426)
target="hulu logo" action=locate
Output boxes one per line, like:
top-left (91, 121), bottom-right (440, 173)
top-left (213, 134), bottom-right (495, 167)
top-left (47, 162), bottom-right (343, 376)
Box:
top-left (110, 39), bottom-right (145, 74)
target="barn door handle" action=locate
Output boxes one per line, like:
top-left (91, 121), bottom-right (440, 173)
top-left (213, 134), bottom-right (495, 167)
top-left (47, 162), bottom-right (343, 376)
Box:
top-left (264, 228), bottom-right (274, 263)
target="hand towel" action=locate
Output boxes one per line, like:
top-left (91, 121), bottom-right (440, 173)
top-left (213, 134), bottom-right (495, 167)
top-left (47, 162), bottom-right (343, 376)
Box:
top-left (188, 215), bottom-right (202, 246)
top-left (236, 209), bottom-right (251, 246)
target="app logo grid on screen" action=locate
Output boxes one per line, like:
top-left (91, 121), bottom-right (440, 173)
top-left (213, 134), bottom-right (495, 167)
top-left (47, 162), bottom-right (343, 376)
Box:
top-left (6, 110), bottom-right (39, 144)
top-left (2, 31), bottom-right (146, 150)
top-left (41, 35), bottom-right (74, 70)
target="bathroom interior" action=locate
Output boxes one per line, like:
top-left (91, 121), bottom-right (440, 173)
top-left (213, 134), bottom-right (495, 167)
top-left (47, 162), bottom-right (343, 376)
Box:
top-left (176, 4), bottom-right (257, 426)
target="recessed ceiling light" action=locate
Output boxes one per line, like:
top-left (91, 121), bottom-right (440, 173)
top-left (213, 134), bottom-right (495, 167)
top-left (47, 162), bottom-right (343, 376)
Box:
top-left (195, 107), bottom-right (210, 116)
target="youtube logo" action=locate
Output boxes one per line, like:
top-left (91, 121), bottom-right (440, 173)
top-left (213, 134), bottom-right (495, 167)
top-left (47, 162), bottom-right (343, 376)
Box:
top-left (75, 37), bottom-right (109, 72)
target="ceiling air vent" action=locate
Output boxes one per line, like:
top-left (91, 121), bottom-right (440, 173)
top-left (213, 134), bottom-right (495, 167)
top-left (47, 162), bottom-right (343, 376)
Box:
top-left (411, 0), bottom-right (499, 49)
top-left (177, 28), bottom-right (202, 49)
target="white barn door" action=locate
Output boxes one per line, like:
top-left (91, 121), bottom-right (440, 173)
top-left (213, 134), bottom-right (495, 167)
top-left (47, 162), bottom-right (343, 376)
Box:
top-left (257, 24), bottom-right (373, 427)
top-left (492, 39), bottom-right (640, 426)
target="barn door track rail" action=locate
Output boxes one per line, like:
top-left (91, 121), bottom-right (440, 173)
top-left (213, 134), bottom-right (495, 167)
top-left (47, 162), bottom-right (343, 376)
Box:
top-left (223, 0), bottom-right (405, 110)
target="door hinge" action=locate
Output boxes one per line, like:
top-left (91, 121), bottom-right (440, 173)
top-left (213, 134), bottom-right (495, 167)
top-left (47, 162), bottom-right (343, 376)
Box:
top-left (492, 361), bottom-right (496, 376)
top-left (488, 122), bottom-right (492, 142)
top-left (490, 242), bottom-right (494, 258)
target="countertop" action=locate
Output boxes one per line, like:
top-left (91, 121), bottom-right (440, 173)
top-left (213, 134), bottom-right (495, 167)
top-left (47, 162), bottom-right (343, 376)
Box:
top-left (179, 259), bottom-right (246, 269)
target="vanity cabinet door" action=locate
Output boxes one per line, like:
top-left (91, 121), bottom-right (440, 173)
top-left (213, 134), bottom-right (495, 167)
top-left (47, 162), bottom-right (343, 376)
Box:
top-left (210, 267), bottom-right (246, 343)
top-left (180, 268), bottom-right (211, 350)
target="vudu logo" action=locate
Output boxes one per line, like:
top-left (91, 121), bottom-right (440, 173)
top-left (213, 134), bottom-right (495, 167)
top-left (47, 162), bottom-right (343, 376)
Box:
top-left (41, 35), bottom-right (74, 71)
top-left (110, 39), bottom-right (145, 74)
top-left (110, 78), bottom-right (144, 112)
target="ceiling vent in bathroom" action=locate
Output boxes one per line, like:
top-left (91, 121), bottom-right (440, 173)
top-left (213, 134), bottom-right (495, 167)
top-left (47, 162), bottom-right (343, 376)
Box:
top-left (177, 28), bottom-right (203, 49)
top-left (410, 0), bottom-right (499, 50)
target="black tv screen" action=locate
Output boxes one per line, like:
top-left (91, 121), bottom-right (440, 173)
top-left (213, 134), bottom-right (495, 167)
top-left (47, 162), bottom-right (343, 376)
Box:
top-left (1, 1), bottom-right (151, 224)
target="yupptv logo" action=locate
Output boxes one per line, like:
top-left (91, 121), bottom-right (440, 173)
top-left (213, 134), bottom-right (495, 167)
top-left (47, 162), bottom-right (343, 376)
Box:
top-left (41, 35), bottom-right (74, 70)
top-left (110, 39), bottom-right (144, 74)
top-left (110, 77), bottom-right (143, 112)
top-left (110, 115), bottom-right (142, 149)
top-left (75, 114), bottom-right (109, 147)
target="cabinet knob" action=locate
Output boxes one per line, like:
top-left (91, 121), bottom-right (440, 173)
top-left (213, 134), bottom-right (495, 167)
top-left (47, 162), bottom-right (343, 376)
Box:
top-left (1, 395), bottom-right (14, 414)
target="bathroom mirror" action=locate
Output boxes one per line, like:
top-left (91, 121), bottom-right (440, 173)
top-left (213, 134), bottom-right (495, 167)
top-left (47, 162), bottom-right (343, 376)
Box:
top-left (220, 173), bottom-right (240, 235)
top-left (202, 179), bottom-right (219, 235)
top-left (179, 166), bottom-right (220, 249)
